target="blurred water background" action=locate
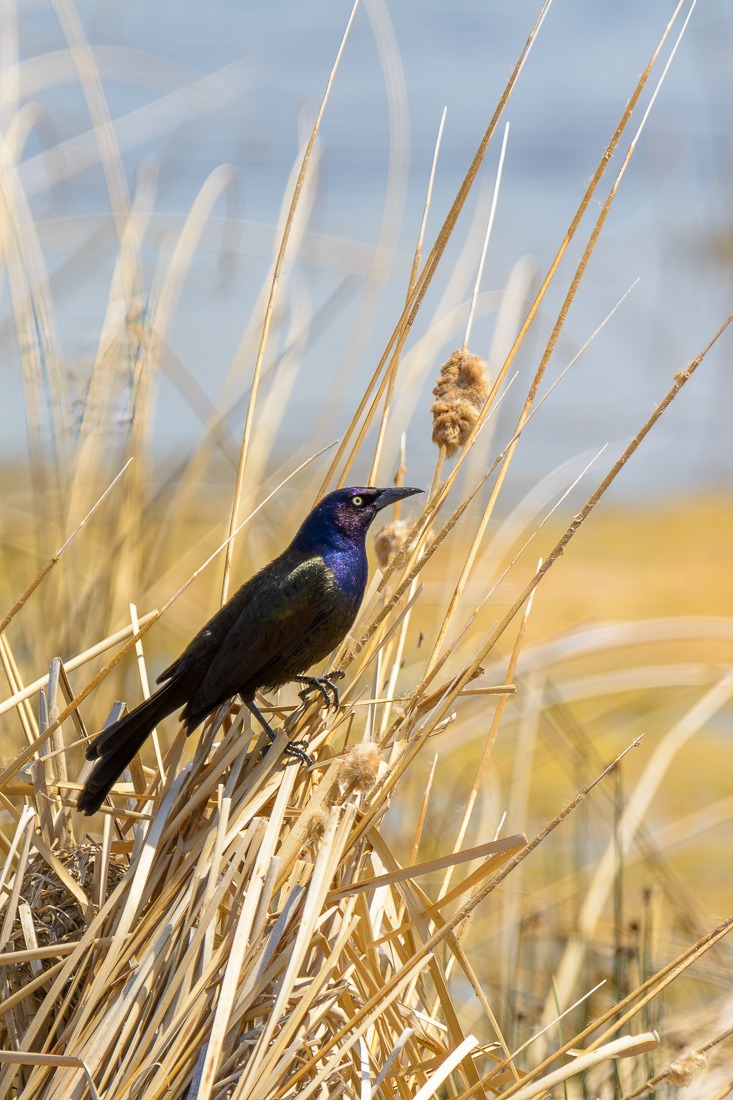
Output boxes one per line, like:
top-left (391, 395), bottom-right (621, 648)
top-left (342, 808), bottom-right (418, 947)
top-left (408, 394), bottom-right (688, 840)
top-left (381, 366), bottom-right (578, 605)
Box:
top-left (2, 0), bottom-right (732, 498)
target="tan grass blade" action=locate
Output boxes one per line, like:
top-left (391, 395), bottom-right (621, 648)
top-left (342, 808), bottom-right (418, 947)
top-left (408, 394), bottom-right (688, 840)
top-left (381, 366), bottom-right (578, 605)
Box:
top-left (327, 0), bottom-right (409, 472)
top-left (327, 834), bottom-right (526, 902)
top-left (283, 738), bottom-right (638, 1097)
top-left (0, 1054), bottom-right (99, 1100)
top-left (411, 1034), bottom-right (479, 1100)
top-left (462, 121), bottom-right (510, 352)
top-left (435, 579), bottom-right (537, 926)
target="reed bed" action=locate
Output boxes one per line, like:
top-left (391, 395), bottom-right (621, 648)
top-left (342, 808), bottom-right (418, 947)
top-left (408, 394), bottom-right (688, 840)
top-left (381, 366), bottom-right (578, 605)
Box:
top-left (0, 0), bottom-right (732, 1097)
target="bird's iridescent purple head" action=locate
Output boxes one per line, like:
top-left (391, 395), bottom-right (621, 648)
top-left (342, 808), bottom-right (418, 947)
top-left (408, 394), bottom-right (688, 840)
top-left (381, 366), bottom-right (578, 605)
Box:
top-left (292, 486), bottom-right (423, 551)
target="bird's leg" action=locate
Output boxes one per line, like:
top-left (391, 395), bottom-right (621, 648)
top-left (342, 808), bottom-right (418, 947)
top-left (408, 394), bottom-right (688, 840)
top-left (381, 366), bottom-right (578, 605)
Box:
top-left (246, 698), bottom-right (313, 766)
top-left (295, 669), bottom-right (345, 711)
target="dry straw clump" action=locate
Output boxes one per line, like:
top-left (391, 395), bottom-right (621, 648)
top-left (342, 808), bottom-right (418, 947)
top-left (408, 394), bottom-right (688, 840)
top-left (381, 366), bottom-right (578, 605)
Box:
top-left (430, 348), bottom-right (491, 457)
top-left (0, 707), bottom-right (534, 1100)
top-left (1, 844), bottom-right (126, 1044)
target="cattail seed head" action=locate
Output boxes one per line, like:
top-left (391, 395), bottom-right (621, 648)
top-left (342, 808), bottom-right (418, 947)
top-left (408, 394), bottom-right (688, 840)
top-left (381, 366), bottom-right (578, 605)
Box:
top-left (339, 742), bottom-right (382, 794)
top-left (666, 1051), bottom-right (707, 1087)
top-left (430, 348), bottom-right (491, 457)
top-left (374, 518), bottom-right (409, 569)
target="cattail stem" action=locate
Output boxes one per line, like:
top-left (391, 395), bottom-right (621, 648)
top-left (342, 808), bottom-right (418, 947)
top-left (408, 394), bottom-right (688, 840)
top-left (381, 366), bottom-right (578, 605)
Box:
top-left (369, 108), bottom-right (447, 485)
top-left (463, 121), bottom-right (510, 352)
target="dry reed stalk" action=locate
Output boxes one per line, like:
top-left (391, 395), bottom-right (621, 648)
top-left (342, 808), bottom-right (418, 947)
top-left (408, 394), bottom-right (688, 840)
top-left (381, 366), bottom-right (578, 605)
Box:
top-left (318, 0), bottom-right (554, 497)
top-left (425, 120), bottom-right (506, 500)
top-left (368, 107), bottom-right (447, 485)
top-left (408, 754), bottom-right (438, 866)
top-left (1, 625), bottom-right (635, 1098)
top-left (220, 1), bottom-right (359, 604)
top-left (51, 0), bottom-right (134, 249)
top-left (346, 354), bottom-right (591, 700)
top-left (0, 137), bottom-right (68, 476)
top-left (276, 739), bottom-right (640, 1100)
top-left (340, 443), bottom-right (607, 851)
top-left (0, 639), bottom-right (37, 749)
top-left (328, 0), bottom-right (684, 510)
top-left (418, 444), bottom-right (606, 708)
top-left (322, 0), bottom-right (410, 478)
top-left (425, 1), bottom-right (695, 675)
top-left (0, 620), bottom-right (156, 725)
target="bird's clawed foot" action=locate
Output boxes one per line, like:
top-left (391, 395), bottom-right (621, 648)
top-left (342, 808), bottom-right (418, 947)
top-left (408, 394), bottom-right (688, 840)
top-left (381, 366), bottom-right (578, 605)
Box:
top-left (261, 721), bottom-right (313, 767)
top-left (284, 738), bottom-right (314, 767)
top-left (296, 669), bottom-right (345, 711)
top-left (248, 699), bottom-right (313, 767)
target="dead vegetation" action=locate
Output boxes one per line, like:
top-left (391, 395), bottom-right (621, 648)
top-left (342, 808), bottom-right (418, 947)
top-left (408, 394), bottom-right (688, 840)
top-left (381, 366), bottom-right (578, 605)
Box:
top-left (0, 1), bottom-right (731, 1097)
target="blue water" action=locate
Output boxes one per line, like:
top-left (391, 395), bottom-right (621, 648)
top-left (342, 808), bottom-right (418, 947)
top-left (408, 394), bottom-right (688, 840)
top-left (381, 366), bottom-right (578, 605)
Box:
top-left (3, 0), bottom-right (733, 498)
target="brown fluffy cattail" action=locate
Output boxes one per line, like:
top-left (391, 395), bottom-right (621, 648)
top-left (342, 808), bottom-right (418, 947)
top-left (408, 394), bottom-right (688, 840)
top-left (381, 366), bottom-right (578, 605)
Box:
top-left (339, 742), bottom-right (382, 795)
top-left (666, 1051), bottom-right (707, 1087)
top-left (430, 348), bottom-right (490, 456)
top-left (374, 518), bottom-right (409, 569)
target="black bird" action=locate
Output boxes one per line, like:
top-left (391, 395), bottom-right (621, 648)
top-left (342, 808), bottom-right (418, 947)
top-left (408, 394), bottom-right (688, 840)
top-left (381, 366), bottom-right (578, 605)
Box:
top-left (77, 485), bottom-right (422, 815)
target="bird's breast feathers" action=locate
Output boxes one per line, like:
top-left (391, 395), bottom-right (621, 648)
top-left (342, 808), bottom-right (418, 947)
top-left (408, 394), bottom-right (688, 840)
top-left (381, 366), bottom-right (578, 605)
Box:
top-left (318, 546), bottom-right (368, 611)
top-left (260, 553), bottom-right (361, 624)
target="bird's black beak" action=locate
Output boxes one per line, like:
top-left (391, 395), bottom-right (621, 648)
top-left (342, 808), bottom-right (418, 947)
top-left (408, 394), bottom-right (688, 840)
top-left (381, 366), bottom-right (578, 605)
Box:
top-left (373, 486), bottom-right (423, 512)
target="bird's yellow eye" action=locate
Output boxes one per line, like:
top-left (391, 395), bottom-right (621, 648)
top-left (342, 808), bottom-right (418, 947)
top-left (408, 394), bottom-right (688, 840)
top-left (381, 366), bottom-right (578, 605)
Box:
top-left (351, 495), bottom-right (364, 507)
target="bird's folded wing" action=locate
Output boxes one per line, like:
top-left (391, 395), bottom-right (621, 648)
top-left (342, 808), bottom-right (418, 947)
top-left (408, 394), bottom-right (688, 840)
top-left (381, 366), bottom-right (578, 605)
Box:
top-left (188, 556), bottom-right (340, 714)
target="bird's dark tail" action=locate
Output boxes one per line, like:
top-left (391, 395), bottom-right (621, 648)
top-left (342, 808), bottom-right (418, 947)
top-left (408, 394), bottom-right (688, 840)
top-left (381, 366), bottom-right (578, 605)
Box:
top-left (77, 678), bottom-right (184, 815)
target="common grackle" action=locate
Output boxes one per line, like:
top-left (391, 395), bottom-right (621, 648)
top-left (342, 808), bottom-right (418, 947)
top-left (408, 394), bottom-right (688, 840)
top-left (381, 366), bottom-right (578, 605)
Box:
top-left (77, 485), bottom-right (422, 815)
